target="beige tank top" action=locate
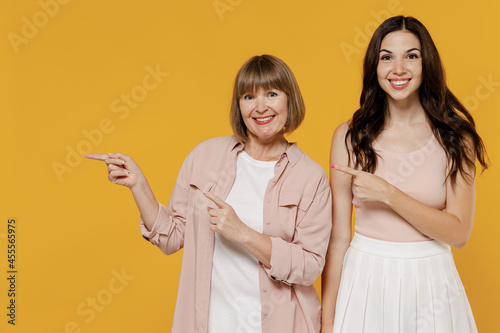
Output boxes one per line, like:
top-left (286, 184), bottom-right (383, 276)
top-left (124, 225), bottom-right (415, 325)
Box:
top-left (353, 134), bottom-right (447, 242)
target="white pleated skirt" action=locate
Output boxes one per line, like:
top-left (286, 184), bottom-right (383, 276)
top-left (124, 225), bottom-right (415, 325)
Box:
top-left (332, 233), bottom-right (477, 333)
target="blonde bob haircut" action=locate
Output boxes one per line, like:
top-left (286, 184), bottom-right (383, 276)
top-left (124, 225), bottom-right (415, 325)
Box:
top-left (230, 55), bottom-right (305, 143)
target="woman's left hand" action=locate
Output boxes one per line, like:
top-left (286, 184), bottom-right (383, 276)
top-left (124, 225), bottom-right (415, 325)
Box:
top-left (332, 165), bottom-right (395, 204)
top-left (204, 192), bottom-right (249, 244)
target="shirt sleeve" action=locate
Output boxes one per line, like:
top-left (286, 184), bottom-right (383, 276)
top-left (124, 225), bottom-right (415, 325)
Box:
top-left (264, 183), bottom-right (332, 286)
top-left (139, 151), bottom-right (194, 255)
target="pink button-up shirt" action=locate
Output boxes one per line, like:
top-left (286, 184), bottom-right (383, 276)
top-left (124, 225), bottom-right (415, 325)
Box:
top-left (140, 136), bottom-right (332, 333)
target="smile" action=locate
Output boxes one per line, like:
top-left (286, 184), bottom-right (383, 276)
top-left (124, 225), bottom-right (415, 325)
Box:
top-left (253, 115), bottom-right (275, 125)
top-left (389, 78), bottom-right (411, 90)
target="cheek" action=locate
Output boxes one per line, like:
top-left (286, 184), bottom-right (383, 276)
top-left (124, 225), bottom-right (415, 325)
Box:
top-left (411, 62), bottom-right (422, 76)
top-left (377, 75), bottom-right (384, 86)
top-left (239, 103), bottom-right (252, 118)
top-left (377, 69), bottom-right (388, 90)
top-left (416, 68), bottom-right (423, 80)
top-left (410, 66), bottom-right (423, 84)
top-left (376, 66), bottom-right (387, 83)
top-left (278, 98), bottom-right (289, 115)
top-left (277, 107), bottom-right (289, 124)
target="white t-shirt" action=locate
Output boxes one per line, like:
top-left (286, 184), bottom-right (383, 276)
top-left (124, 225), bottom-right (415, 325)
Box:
top-left (208, 151), bottom-right (276, 333)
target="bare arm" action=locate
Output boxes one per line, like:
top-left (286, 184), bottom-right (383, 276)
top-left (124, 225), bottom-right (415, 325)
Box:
top-left (332, 148), bottom-right (476, 249)
top-left (321, 122), bottom-right (353, 332)
top-left (385, 170), bottom-right (475, 248)
top-left (85, 152), bottom-right (159, 230)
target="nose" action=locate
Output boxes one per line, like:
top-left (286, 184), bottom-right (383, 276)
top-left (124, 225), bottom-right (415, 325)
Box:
top-left (393, 58), bottom-right (407, 75)
top-left (255, 96), bottom-right (268, 112)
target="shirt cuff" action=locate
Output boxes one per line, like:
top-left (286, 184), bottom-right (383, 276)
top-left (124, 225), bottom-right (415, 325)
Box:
top-left (139, 202), bottom-right (169, 245)
top-left (264, 237), bottom-right (292, 285)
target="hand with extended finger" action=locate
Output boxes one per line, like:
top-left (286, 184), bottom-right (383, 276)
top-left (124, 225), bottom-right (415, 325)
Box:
top-left (332, 164), bottom-right (395, 203)
top-left (204, 192), bottom-right (250, 244)
top-left (84, 152), bottom-right (144, 189)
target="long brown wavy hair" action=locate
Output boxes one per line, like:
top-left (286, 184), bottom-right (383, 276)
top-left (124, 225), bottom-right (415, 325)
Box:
top-left (346, 16), bottom-right (488, 183)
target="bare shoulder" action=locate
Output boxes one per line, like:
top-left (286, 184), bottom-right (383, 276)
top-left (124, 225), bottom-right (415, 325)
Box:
top-left (330, 121), bottom-right (351, 161)
top-left (330, 121), bottom-right (354, 195)
top-left (331, 121), bottom-right (350, 144)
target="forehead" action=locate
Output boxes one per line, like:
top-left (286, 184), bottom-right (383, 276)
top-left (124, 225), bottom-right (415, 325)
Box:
top-left (380, 31), bottom-right (421, 51)
top-left (243, 85), bottom-right (278, 93)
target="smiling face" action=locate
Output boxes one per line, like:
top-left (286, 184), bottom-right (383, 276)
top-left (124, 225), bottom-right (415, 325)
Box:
top-left (377, 30), bottom-right (423, 104)
top-left (239, 87), bottom-right (288, 143)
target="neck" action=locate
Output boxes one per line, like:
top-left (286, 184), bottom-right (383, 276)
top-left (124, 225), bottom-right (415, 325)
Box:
top-left (386, 95), bottom-right (426, 125)
top-left (244, 135), bottom-right (288, 161)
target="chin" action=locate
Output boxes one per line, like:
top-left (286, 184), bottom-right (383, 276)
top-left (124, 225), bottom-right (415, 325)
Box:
top-left (387, 91), bottom-right (419, 102)
top-left (255, 131), bottom-right (281, 140)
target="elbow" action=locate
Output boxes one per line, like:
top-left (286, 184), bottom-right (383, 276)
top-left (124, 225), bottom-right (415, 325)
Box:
top-left (304, 271), bottom-right (322, 286)
top-left (452, 237), bottom-right (469, 249)
top-left (268, 237), bottom-right (326, 286)
top-left (159, 243), bottom-right (183, 255)
top-left (448, 216), bottom-right (473, 249)
top-left (452, 242), bottom-right (467, 250)
top-left (451, 231), bottom-right (471, 249)
top-left (297, 273), bottom-right (321, 287)
top-left (301, 257), bottom-right (325, 286)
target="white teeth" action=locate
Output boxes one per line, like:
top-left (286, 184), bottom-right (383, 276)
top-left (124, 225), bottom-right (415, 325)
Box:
top-left (255, 116), bottom-right (273, 122)
top-left (391, 80), bottom-right (409, 86)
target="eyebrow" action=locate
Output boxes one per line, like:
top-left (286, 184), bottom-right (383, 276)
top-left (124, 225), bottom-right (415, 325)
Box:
top-left (379, 48), bottom-right (421, 53)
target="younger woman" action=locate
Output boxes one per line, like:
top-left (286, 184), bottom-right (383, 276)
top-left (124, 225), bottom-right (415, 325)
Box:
top-left (322, 16), bottom-right (487, 333)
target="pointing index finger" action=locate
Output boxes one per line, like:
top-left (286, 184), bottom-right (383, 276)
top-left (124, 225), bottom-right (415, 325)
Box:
top-left (203, 192), bottom-right (228, 209)
top-left (84, 153), bottom-right (108, 161)
top-left (331, 164), bottom-right (362, 177)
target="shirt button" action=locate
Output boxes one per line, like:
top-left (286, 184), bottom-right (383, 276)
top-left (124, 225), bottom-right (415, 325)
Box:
top-left (265, 221), bottom-right (270, 225)
top-left (263, 312), bottom-right (268, 317)
top-left (272, 179), bottom-right (276, 183)
top-left (276, 162), bottom-right (281, 167)
top-left (262, 288), bottom-right (267, 293)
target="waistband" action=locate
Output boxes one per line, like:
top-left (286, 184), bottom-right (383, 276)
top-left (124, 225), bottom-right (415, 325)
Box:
top-left (350, 232), bottom-right (451, 259)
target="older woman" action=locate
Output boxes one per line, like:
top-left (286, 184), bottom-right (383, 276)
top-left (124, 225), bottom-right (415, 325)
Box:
top-left (86, 55), bottom-right (331, 333)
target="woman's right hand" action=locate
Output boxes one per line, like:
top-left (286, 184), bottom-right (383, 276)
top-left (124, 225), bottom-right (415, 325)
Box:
top-left (84, 152), bottom-right (144, 189)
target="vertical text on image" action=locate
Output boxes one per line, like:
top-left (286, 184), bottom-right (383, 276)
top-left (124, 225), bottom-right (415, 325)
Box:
top-left (6, 218), bottom-right (17, 325)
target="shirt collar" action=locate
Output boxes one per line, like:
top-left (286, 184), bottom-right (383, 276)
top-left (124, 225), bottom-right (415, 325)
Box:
top-left (229, 136), bottom-right (244, 152)
top-left (229, 135), bottom-right (302, 167)
top-left (282, 142), bottom-right (302, 167)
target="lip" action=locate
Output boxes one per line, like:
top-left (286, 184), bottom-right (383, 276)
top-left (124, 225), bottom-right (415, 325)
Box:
top-left (388, 78), bottom-right (411, 90)
top-left (253, 115), bottom-right (275, 125)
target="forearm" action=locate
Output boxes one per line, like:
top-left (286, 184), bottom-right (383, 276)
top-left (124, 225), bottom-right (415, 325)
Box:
top-left (206, 185), bottom-right (331, 284)
top-left (240, 228), bottom-right (272, 268)
top-left (321, 236), bottom-right (350, 329)
top-left (385, 186), bottom-right (472, 248)
top-left (130, 176), bottom-right (159, 231)
top-left (323, 122), bottom-right (355, 329)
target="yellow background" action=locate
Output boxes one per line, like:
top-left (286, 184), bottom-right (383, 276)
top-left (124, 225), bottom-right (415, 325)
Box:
top-left (2, 0), bottom-right (499, 332)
